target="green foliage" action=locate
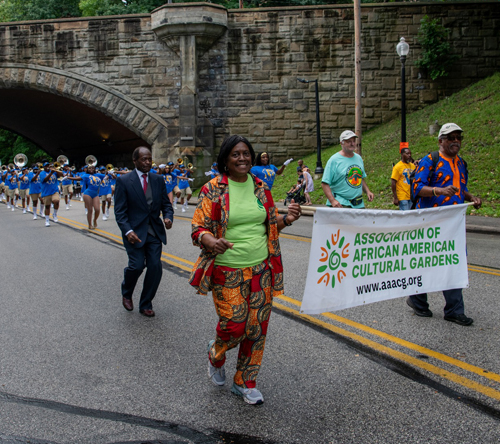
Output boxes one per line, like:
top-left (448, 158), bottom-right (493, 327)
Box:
top-left (0, 130), bottom-right (51, 167)
top-left (80, 0), bottom-right (170, 17)
top-left (0, 0), bottom-right (81, 22)
top-left (415, 15), bottom-right (459, 81)
top-left (270, 72), bottom-right (500, 218)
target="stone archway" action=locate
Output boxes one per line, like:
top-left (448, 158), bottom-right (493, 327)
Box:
top-left (0, 63), bottom-right (171, 163)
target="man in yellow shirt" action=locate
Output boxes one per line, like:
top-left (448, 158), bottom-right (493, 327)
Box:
top-left (391, 148), bottom-right (415, 211)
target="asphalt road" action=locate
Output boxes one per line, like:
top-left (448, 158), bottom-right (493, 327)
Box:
top-left (1, 200), bottom-right (499, 444)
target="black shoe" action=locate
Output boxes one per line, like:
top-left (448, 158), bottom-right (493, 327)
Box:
top-left (406, 297), bottom-right (433, 317)
top-left (444, 313), bottom-right (473, 326)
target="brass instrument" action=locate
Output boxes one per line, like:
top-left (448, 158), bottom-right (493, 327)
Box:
top-left (14, 153), bottom-right (28, 168)
top-left (57, 155), bottom-right (69, 166)
top-left (53, 162), bottom-right (63, 171)
top-left (177, 157), bottom-right (183, 164)
top-left (85, 155), bottom-right (98, 167)
top-left (106, 164), bottom-right (114, 171)
top-left (8, 163), bottom-right (15, 170)
top-left (187, 162), bottom-right (196, 171)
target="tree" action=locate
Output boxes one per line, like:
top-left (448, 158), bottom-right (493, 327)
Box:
top-left (0, 129), bottom-right (50, 167)
top-left (415, 15), bottom-right (459, 80)
top-left (79, 0), bottom-right (167, 17)
top-left (0, 0), bottom-right (81, 22)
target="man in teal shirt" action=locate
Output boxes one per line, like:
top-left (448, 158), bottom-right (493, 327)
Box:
top-left (321, 130), bottom-right (374, 208)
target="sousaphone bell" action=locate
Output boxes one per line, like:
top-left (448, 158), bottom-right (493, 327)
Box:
top-left (85, 155), bottom-right (98, 167)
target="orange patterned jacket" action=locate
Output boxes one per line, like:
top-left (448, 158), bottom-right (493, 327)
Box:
top-left (189, 173), bottom-right (284, 296)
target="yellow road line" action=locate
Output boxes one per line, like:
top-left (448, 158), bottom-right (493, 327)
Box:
top-left (468, 265), bottom-right (500, 277)
top-left (274, 301), bottom-right (500, 402)
top-left (276, 294), bottom-right (500, 385)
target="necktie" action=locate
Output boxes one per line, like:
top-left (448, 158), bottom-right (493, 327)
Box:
top-left (142, 173), bottom-right (148, 194)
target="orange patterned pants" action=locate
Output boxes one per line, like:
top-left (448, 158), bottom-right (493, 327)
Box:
top-left (209, 259), bottom-right (273, 389)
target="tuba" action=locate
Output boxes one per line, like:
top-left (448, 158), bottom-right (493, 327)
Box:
top-left (57, 155), bottom-right (69, 166)
top-left (85, 155), bottom-right (98, 167)
top-left (14, 153), bottom-right (28, 168)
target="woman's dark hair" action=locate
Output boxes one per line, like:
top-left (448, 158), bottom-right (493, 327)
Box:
top-left (255, 152), bottom-right (270, 166)
top-left (217, 135), bottom-right (255, 174)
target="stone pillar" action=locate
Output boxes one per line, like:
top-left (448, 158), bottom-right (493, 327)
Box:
top-left (152, 3), bottom-right (227, 184)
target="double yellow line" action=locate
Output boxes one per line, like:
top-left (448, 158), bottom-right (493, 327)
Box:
top-left (58, 214), bottom-right (500, 402)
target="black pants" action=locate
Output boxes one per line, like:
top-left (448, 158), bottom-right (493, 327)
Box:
top-left (122, 233), bottom-right (163, 311)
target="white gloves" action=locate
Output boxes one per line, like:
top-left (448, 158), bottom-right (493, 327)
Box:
top-left (283, 158), bottom-right (293, 166)
top-left (188, 178), bottom-right (194, 182)
top-left (204, 171), bottom-right (212, 176)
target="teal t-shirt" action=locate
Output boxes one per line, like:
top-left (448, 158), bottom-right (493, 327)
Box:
top-left (322, 152), bottom-right (367, 208)
top-left (214, 175), bottom-right (269, 268)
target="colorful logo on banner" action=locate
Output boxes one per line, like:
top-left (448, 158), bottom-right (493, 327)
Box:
top-left (317, 229), bottom-right (350, 288)
top-left (345, 165), bottom-right (363, 188)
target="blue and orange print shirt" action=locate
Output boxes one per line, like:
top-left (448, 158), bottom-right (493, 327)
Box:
top-left (413, 152), bottom-right (468, 208)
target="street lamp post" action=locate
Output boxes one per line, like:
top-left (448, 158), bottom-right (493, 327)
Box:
top-left (297, 78), bottom-right (324, 176)
top-left (396, 37), bottom-right (410, 151)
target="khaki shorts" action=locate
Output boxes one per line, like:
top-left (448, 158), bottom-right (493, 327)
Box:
top-left (43, 193), bottom-right (60, 206)
top-left (7, 188), bottom-right (18, 198)
top-left (176, 187), bottom-right (192, 198)
top-left (62, 184), bottom-right (73, 196)
top-left (30, 193), bottom-right (41, 201)
top-left (100, 194), bottom-right (112, 202)
top-left (19, 189), bottom-right (29, 199)
top-left (0, 182), bottom-right (4, 192)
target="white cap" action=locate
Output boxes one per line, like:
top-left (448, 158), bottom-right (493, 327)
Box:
top-left (339, 130), bottom-right (358, 143)
top-left (159, 164), bottom-right (166, 169)
top-left (438, 123), bottom-right (463, 138)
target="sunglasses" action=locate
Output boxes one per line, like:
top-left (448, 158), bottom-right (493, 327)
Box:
top-left (442, 134), bottom-right (463, 142)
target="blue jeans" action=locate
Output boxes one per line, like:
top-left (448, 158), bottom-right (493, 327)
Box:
top-left (409, 288), bottom-right (465, 316)
top-left (399, 200), bottom-right (411, 211)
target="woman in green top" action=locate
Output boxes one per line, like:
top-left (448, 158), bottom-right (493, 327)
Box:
top-left (190, 135), bottom-right (302, 405)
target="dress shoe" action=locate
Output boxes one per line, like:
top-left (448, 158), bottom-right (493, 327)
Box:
top-left (122, 297), bottom-right (133, 311)
top-left (139, 309), bottom-right (155, 317)
top-left (406, 297), bottom-right (432, 317)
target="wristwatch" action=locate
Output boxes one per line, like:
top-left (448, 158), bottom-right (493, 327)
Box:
top-left (283, 214), bottom-right (293, 227)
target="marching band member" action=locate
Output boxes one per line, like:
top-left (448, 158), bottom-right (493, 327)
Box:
top-left (18, 167), bottom-right (31, 213)
top-left (174, 164), bottom-right (193, 212)
top-left (61, 164), bottom-right (75, 210)
top-left (28, 165), bottom-right (43, 219)
top-left (40, 162), bottom-right (64, 227)
top-left (4, 168), bottom-right (18, 210)
top-left (98, 166), bottom-right (114, 221)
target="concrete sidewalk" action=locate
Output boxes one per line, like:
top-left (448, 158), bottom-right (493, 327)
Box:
top-left (273, 201), bottom-right (500, 236)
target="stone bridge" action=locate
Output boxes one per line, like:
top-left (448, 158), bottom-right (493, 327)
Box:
top-left (0, 1), bottom-right (498, 178)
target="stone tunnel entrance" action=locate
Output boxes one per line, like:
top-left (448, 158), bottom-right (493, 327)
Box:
top-left (0, 87), bottom-right (149, 169)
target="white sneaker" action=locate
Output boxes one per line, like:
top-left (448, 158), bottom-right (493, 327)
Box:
top-left (23, 208), bottom-right (27, 214)
top-left (11, 206), bottom-right (14, 211)
top-left (85, 209), bottom-right (88, 215)
top-left (103, 215), bottom-right (108, 221)
top-left (45, 220), bottom-right (50, 227)
top-left (231, 383), bottom-right (264, 405)
top-left (173, 204), bottom-right (177, 210)
top-left (53, 216), bottom-right (58, 223)
top-left (6, 204), bottom-right (10, 208)
top-left (181, 206), bottom-right (186, 212)
top-left (66, 205), bottom-right (69, 210)
top-left (33, 214), bottom-right (37, 220)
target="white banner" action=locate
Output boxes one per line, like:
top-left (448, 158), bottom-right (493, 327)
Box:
top-left (301, 204), bottom-right (469, 314)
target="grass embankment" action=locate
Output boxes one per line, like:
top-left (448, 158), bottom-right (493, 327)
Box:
top-left (270, 72), bottom-right (500, 217)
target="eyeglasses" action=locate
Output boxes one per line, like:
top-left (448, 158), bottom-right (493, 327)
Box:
top-left (442, 134), bottom-right (463, 142)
